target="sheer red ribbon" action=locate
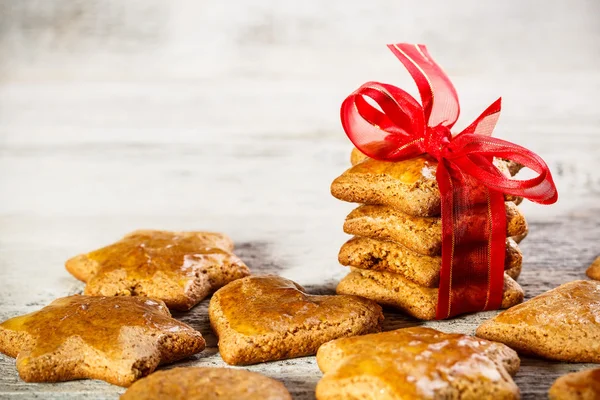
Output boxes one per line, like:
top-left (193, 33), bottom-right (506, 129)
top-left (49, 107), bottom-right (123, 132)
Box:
top-left (341, 43), bottom-right (558, 319)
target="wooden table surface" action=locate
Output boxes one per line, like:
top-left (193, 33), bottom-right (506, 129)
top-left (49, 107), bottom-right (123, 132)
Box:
top-left (0, 1), bottom-right (599, 399)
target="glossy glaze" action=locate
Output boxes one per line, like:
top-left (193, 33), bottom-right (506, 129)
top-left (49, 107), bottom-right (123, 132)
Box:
top-left (349, 155), bottom-right (437, 185)
top-left (492, 280), bottom-right (600, 329)
top-left (86, 231), bottom-right (232, 283)
top-left (321, 327), bottom-right (512, 399)
top-left (217, 276), bottom-right (374, 336)
top-left (1, 296), bottom-right (186, 358)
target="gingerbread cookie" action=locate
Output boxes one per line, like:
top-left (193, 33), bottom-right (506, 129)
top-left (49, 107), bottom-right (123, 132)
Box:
top-left (549, 368), bottom-right (600, 400)
top-left (339, 236), bottom-right (522, 287)
top-left (0, 296), bottom-right (205, 386)
top-left (66, 230), bottom-right (250, 310)
top-left (209, 275), bottom-right (383, 365)
top-left (334, 152), bottom-right (523, 217)
top-left (121, 367), bottom-right (292, 400)
top-left (586, 256), bottom-right (600, 281)
top-left (343, 202), bottom-right (527, 256)
top-left (511, 232), bottom-right (528, 244)
top-left (505, 262), bottom-right (522, 281)
top-left (316, 326), bottom-right (520, 400)
top-left (337, 269), bottom-right (524, 320)
top-left (476, 280), bottom-right (600, 362)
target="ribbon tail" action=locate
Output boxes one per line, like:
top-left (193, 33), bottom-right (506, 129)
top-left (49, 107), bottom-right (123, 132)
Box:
top-left (437, 161), bottom-right (454, 319)
top-left (436, 159), bottom-right (506, 319)
top-left (458, 98), bottom-right (502, 137)
top-left (447, 134), bottom-right (558, 204)
top-left (486, 187), bottom-right (507, 311)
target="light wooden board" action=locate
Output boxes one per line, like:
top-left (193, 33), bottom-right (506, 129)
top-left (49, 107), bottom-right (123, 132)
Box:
top-left (0, 0), bottom-right (599, 399)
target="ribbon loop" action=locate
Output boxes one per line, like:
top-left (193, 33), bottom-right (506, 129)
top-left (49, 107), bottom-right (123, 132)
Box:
top-left (340, 43), bottom-right (558, 319)
top-left (387, 43), bottom-right (461, 128)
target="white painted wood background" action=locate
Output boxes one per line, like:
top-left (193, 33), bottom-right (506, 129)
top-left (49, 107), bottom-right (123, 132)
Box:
top-left (0, 1), bottom-right (599, 398)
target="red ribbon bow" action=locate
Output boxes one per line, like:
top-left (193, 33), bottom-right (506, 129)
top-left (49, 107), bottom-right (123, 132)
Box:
top-left (341, 43), bottom-right (558, 319)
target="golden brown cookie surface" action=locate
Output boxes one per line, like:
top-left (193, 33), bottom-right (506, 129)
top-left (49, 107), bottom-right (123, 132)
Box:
top-left (339, 236), bottom-right (522, 287)
top-left (332, 155), bottom-right (441, 216)
top-left (549, 368), bottom-right (600, 400)
top-left (65, 230), bottom-right (250, 310)
top-left (335, 150), bottom-right (523, 217)
top-left (336, 269), bottom-right (524, 320)
top-left (586, 256), bottom-right (600, 281)
top-left (0, 295), bottom-right (205, 386)
top-left (316, 326), bottom-right (520, 400)
top-left (121, 367), bottom-right (292, 400)
top-left (343, 203), bottom-right (527, 256)
top-left (209, 275), bottom-right (383, 365)
top-left (476, 280), bottom-right (600, 362)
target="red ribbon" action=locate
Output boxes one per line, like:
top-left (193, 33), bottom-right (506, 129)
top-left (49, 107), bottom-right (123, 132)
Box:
top-left (341, 43), bottom-right (558, 319)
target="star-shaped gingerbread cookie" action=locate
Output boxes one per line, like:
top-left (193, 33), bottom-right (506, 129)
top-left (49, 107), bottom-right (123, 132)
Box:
top-left (476, 280), bottom-right (600, 362)
top-left (209, 275), bottom-right (384, 365)
top-left (66, 230), bottom-right (250, 310)
top-left (0, 295), bottom-right (205, 386)
top-left (316, 327), bottom-right (520, 400)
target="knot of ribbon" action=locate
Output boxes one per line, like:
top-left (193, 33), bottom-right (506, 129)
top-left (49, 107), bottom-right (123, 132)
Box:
top-left (340, 43), bottom-right (558, 319)
top-left (424, 125), bottom-right (452, 160)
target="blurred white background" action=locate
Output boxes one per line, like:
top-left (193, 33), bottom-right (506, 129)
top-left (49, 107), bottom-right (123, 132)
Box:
top-left (0, 0), bottom-right (598, 219)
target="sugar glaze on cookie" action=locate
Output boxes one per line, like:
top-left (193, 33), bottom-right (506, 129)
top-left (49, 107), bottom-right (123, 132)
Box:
top-left (316, 327), bottom-right (520, 400)
top-left (65, 230), bottom-right (250, 310)
top-left (0, 295), bottom-right (205, 386)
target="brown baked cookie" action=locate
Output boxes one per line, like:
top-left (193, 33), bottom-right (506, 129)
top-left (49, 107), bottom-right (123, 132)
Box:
top-left (343, 202), bottom-right (527, 256)
top-left (209, 275), bottom-right (383, 365)
top-left (586, 256), bottom-right (600, 280)
top-left (549, 368), bottom-right (600, 400)
top-left (334, 151), bottom-right (523, 217)
top-left (121, 367), bottom-right (292, 400)
top-left (350, 147), bottom-right (369, 165)
top-left (0, 295), bottom-right (205, 387)
top-left (505, 262), bottom-right (522, 281)
top-left (336, 269), bottom-right (524, 320)
top-left (65, 230), bottom-right (250, 310)
top-left (350, 148), bottom-right (524, 195)
top-left (339, 236), bottom-right (523, 287)
top-left (511, 232), bottom-right (527, 244)
top-left (476, 280), bottom-right (600, 362)
top-left (316, 326), bottom-right (520, 400)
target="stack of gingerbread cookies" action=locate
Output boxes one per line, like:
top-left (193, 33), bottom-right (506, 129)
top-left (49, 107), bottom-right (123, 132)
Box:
top-left (331, 149), bottom-right (529, 320)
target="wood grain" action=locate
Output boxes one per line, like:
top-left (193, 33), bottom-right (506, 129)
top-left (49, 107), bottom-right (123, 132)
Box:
top-left (0, 0), bottom-right (599, 399)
